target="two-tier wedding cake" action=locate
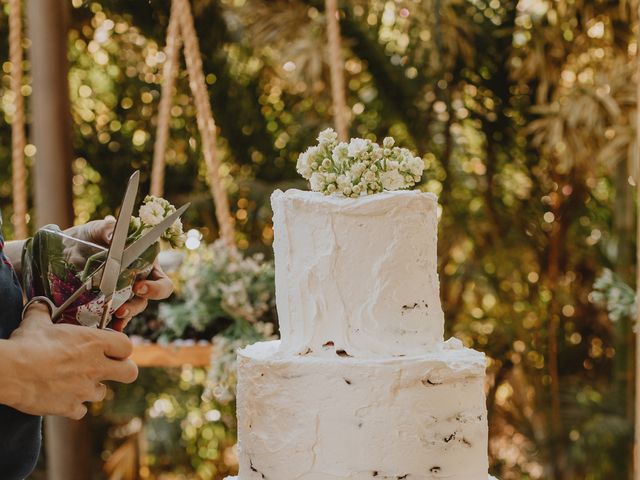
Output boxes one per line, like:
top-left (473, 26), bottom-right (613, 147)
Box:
top-left (227, 131), bottom-right (494, 479)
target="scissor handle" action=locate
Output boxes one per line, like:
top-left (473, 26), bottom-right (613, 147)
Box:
top-left (22, 296), bottom-right (57, 321)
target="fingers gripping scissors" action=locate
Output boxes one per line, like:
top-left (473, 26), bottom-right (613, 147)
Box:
top-left (24, 171), bottom-right (190, 329)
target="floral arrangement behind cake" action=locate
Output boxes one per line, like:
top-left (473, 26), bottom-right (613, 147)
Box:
top-left (157, 240), bottom-right (277, 402)
top-left (296, 128), bottom-right (425, 196)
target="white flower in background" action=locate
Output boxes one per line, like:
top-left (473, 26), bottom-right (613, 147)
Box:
top-left (381, 169), bottom-right (406, 190)
top-left (159, 238), bottom-right (276, 351)
top-left (347, 138), bottom-right (369, 157)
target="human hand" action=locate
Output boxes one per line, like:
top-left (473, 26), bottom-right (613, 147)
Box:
top-left (61, 216), bottom-right (117, 270)
top-left (3, 302), bottom-right (138, 419)
top-left (111, 262), bottom-right (174, 332)
top-left (64, 216), bottom-right (117, 246)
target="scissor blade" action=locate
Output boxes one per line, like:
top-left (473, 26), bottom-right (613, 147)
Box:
top-left (98, 171), bottom-right (140, 301)
top-left (120, 203), bottom-right (190, 270)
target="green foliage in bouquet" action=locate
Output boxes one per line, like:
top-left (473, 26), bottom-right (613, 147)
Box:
top-left (158, 239), bottom-right (276, 341)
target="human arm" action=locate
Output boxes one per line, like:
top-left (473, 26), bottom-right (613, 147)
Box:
top-left (0, 302), bottom-right (138, 419)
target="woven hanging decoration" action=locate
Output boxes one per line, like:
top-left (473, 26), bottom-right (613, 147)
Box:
top-left (325, 0), bottom-right (348, 142)
top-left (151, 0), bottom-right (235, 245)
top-left (9, 0), bottom-right (28, 239)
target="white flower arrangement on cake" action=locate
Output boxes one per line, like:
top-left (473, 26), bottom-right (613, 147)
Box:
top-left (296, 128), bottom-right (425, 197)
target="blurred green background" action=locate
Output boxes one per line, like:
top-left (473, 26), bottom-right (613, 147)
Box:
top-left (0, 0), bottom-right (638, 479)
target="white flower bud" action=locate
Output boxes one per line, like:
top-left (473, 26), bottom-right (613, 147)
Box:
top-left (383, 137), bottom-right (395, 148)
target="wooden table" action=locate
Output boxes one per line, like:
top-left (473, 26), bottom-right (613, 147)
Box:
top-left (131, 342), bottom-right (213, 367)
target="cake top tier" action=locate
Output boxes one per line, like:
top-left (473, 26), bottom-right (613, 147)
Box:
top-left (272, 188), bottom-right (444, 358)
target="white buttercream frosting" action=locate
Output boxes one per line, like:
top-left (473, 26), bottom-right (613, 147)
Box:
top-left (272, 189), bottom-right (444, 358)
top-left (235, 341), bottom-right (488, 479)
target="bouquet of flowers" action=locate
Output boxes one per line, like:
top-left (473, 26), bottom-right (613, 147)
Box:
top-left (22, 195), bottom-right (186, 327)
top-left (296, 128), bottom-right (425, 197)
top-left (157, 240), bottom-right (276, 402)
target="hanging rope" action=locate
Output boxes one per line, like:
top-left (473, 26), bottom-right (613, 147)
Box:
top-left (151, 3), bottom-right (182, 198)
top-left (174, 0), bottom-right (234, 245)
top-left (9, 0), bottom-right (27, 239)
top-left (325, 0), bottom-right (348, 142)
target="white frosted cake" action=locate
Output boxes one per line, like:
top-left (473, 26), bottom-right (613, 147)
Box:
top-left (228, 189), bottom-right (493, 479)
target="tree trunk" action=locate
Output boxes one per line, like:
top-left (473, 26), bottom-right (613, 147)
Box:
top-left (26, 1), bottom-right (90, 479)
top-left (27, 0), bottom-right (73, 229)
top-left (613, 160), bottom-right (634, 479)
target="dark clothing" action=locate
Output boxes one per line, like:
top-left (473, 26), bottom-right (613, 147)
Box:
top-left (0, 217), bottom-right (42, 480)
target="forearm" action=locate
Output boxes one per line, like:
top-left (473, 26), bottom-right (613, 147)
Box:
top-left (0, 339), bottom-right (21, 409)
top-left (4, 239), bottom-right (26, 279)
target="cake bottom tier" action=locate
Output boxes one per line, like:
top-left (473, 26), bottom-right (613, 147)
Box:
top-left (234, 340), bottom-right (489, 480)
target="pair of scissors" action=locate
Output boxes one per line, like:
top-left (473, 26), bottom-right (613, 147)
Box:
top-left (25, 170), bottom-right (189, 329)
